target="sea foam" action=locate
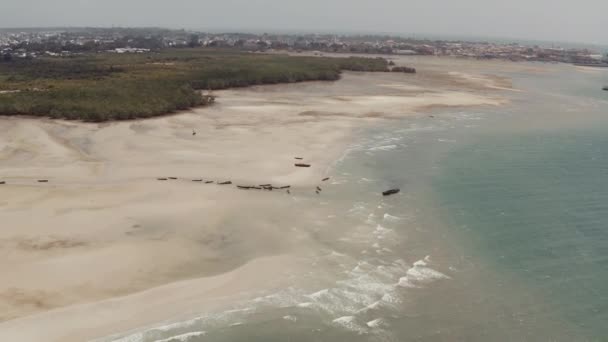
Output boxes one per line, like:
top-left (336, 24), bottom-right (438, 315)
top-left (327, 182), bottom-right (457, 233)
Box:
top-left (332, 316), bottom-right (367, 334)
top-left (398, 258), bottom-right (450, 288)
top-left (366, 318), bottom-right (386, 328)
top-left (153, 331), bottom-right (206, 342)
top-left (151, 317), bottom-right (201, 333)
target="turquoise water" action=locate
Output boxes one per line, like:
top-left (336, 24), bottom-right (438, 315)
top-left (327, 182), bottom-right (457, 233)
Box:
top-left (433, 65), bottom-right (608, 340)
top-left (436, 128), bottom-right (608, 340)
top-left (103, 63), bottom-right (608, 342)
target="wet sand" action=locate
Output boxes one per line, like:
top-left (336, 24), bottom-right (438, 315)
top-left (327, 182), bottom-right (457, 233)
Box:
top-left (0, 57), bottom-right (511, 341)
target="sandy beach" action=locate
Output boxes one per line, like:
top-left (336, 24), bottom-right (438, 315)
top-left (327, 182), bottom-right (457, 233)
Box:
top-left (0, 57), bottom-right (512, 341)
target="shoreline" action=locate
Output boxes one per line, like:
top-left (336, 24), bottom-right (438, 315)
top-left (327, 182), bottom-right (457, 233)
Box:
top-left (0, 58), bottom-right (514, 341)
top-left (0, 256), bottom-right (303, 341)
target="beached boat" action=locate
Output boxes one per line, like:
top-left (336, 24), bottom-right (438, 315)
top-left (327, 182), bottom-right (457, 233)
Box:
top-left (382, 188), bottom-right (400, 196)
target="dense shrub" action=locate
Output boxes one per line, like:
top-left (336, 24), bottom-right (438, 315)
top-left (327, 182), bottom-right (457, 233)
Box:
top-left (0, 49), bottom-right (389, 121)
top-left (391, 66), bottom-right (416, 73)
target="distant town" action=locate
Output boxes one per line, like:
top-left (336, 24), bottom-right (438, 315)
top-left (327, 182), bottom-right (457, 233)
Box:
top-left (1, 27), bottom-right (607, 66)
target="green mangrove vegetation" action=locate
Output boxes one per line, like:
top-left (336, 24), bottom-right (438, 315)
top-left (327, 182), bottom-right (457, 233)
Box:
top-left (0, 49), bottom-right (389, 121)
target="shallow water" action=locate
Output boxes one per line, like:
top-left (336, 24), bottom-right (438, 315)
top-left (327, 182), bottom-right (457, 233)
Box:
top-left (102, 62), bottom-right (608, 342)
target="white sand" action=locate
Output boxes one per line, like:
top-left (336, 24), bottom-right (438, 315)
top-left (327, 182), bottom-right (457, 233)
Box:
top-left (0, 60), bottom-right (510, 341)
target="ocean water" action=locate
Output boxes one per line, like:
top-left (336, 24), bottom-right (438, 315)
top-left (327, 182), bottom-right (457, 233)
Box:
top-left (101, 63), bottom-right (608, 342)
top-left (432, 65), bottom-right (608, 341)
top-left (436, 127), bottom-right (608, 339)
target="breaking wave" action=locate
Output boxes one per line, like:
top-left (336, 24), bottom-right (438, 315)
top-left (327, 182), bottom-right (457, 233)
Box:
top-left (103, 121), bottom-right (457, 342)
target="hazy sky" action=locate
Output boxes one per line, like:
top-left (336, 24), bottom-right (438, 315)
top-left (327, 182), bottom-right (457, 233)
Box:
top-left (1, 0), bottom-right (607, 44)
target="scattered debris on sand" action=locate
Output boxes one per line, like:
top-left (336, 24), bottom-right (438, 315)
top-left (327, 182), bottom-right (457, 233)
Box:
top-left (236, 185), bottom-right (261, 190)
top-left (238, 184), bottom-right (286, 191)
